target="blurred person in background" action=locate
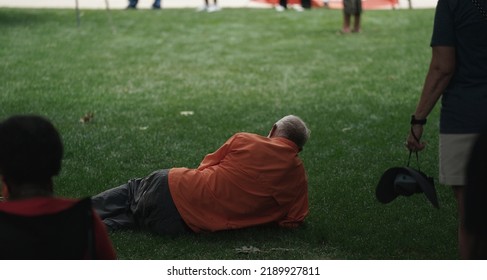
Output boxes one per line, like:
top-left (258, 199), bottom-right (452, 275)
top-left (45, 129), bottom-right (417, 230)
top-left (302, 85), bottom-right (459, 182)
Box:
top-left (197, 0), bottom-right (221, 12)
top-left (341, 0), bottom-right (362, 33)
top-left (127, 0), bottom-right (161, 9)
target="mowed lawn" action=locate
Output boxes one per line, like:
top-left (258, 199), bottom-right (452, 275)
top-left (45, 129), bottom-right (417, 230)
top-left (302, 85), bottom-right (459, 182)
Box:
top-left (0, 7), bottom-right (459, 259)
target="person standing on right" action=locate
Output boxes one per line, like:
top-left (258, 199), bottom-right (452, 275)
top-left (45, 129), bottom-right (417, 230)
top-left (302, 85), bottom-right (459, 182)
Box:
top-left (341, 0), bottom-right (362, 33)
top-left (406, 0), bottom-right (487, 259)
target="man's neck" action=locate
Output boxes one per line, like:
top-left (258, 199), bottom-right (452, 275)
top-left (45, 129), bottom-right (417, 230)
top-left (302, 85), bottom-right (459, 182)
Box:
top-left (7, 182), bottom-right (53, 200)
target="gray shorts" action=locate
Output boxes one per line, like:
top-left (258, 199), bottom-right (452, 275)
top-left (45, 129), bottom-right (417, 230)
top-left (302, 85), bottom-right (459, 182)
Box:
top-left (439, 134), bottom-right (479, 186)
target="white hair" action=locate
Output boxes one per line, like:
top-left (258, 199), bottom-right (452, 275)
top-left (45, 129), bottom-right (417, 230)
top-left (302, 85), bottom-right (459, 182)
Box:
top-left (274, 115), bottom-right (310, 150)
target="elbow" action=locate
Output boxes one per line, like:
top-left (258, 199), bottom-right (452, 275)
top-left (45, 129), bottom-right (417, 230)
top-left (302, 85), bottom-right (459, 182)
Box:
top-left (430, 46), bottom-right (456, 80)
top-left (432, 64), bottom-right (455, 80)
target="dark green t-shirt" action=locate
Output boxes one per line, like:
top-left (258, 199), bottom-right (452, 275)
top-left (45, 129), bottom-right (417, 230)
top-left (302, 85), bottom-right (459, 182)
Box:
top-left (431, 0), bottom-right (487, 133)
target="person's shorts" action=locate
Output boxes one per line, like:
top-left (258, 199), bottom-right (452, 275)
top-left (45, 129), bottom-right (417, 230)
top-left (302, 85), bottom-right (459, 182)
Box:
top-left (343, 0), bottom-right (362, 15)
top-left (439, 133), bottom-right (479, 186)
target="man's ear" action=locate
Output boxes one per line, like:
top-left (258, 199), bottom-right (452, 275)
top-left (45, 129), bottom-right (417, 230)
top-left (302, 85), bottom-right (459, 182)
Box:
top-left (268, 124), bottom-right (277, 138)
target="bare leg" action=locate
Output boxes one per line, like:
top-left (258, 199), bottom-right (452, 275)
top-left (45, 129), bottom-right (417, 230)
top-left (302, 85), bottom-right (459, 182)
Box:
top-left (342, 14), bottom-right (351, 33)
top-left (353, 14), bottom-right (361, 32)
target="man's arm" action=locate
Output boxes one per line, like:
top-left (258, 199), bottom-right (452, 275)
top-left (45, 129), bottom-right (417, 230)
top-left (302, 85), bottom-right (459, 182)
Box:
top-left (278, 179), bottom-right (309, 229)
top-left (197, 134), bottom-right (237, 170)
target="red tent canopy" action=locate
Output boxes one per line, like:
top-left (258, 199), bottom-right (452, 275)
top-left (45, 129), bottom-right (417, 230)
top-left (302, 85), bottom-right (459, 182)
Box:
top-left (252, 0), bottom-right (399, 9)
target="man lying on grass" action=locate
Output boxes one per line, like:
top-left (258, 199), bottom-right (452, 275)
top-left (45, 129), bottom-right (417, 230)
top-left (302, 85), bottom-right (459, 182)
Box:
top-left (92, 115), bottom-right (310, 235)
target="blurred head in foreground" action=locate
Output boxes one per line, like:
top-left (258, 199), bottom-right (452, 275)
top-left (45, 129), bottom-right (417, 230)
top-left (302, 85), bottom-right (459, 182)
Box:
top-left (0, 115), bottom-right (63, 200)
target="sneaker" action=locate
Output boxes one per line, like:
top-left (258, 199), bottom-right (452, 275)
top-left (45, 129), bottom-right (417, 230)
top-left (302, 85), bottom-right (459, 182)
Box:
top-left (207, 5), bottom-right (221, 12)
top-left (152, 4), bottom-right (161, 9)
top-left (196, 5), bottom-right (207, 12)
top-left (292, 4), bottom-right (304, 11)
top-left (126, 5), bottom-right (137, 9)
top-left (275, 5), bottom-right (285, 11)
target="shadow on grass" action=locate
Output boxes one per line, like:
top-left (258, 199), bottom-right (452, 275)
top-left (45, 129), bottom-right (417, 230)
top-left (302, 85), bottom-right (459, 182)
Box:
top-left (0, 8), bottom-right (78, 27)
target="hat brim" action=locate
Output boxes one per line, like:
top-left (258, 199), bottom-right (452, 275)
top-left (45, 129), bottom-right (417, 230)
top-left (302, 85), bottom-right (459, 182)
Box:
top-left (376, 167), bottom-right (439, 209)
top-left (376, 167), bottom-right (403, 204)
top-left (403, 167), bottom-right (439, 209)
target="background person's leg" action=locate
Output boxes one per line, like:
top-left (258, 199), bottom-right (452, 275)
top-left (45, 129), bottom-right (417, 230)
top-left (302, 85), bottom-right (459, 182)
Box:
top-left (152, 0), bottom-right (161, 9)
top-left (127, 0), bottom-right (138, 8)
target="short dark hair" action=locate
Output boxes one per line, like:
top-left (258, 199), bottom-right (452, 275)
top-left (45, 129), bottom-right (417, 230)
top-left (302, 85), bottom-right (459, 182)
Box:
top-left (0, 115), bottom-right (63, 185)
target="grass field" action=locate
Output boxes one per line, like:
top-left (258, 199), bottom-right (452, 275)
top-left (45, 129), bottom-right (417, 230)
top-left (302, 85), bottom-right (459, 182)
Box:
top-left (0, 7), bottom-right (459, 259)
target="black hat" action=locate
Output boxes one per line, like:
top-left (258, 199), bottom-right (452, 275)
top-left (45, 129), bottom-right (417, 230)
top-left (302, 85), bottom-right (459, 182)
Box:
top-left (376, 167), bottom-right (439, 209)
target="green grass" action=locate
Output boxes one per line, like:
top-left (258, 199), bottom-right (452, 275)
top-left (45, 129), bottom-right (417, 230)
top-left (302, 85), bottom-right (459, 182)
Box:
top-left (0, 7), bottom-right (458, 259)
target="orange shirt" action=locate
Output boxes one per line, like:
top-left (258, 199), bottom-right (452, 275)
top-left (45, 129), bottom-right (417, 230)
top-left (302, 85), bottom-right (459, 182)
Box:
top-left (168, 132), bottom-right (308, 233)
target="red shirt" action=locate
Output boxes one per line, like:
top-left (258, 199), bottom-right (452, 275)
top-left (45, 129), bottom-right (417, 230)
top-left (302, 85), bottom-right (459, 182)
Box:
top-left (0, 197), bottom-right (117, 259)
top-left (168, 133), bottom-right (308, 233)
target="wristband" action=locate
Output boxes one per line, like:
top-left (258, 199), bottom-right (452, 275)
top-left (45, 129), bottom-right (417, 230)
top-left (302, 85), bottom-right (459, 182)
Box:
top-left (410, 115), bottom-right (427, 125)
